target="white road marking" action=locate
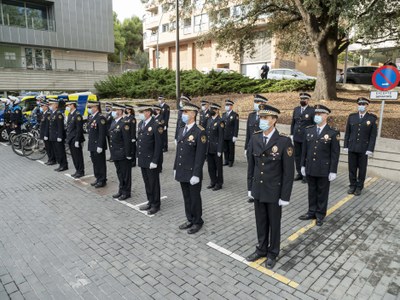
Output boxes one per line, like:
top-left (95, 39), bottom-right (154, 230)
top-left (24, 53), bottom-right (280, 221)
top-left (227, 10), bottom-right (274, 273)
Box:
top-left (113, 196), bottom-right (168, 218)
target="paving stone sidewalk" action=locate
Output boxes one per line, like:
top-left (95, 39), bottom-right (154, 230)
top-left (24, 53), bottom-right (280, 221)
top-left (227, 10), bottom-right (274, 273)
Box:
top-left (0, 141), bottom-right (399, 300)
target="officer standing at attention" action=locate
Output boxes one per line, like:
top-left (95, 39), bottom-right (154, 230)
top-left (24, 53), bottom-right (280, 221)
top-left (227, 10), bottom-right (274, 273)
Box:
top-left (343, 97), bottom-right (377, 196)
top-left (48, 98), bottom-right (68, 172)
top-left (246, 104), bottom-right (294, 269)
top-left (3, 98), bottom-right (12, 138)
top-left (222, 99), bottom-right (239, 167)
top-left (124, 104), bottom-right (137, 167)
top-left (87, 101), bottom-right (108, 188)
top-left (174, 103), bottom-right (207, 234)
top-left (158, 96), bottom-right (170, 152)
top-left (65, 100), bottom-right (85, 178)
top-left (175, 95), bottom-right (191, 144)
top-left (290, 92), bottom-right (315, 183)
top-left (104, 102), bottom-right (114, 160)
top-left (299, 105), bottom-right (340, 226)
top-left (206, 103), bottom-right (224, 191)
top-left (10, 96), bottom-right (23, 135)
top-left (199, 100), bottom-right (211, 129)
top-left (39, 100), bottom-right (56, 165)
top-left (136, 104), bottom-right (164, 215)
top-left (109, 104), bottom-right (132, 200)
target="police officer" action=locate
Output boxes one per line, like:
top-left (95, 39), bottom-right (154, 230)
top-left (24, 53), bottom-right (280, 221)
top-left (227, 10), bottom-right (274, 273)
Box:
top-left (47, 99), bottom-right (68, 171)
top-left (104, 102), bottom-right (114, 160)
top-left (199, 100), bottom-right (211, 129)
top-left (174, 103), bottom-right (207, 234)
top-left (4, 98), bottom-right (12, 138)
top-left (109, 104), bottom-right (132, 200)
top-left (87, 101), bottom-right (108, 188)
top-left (343, 97), bottom-right (377, 196)
top-left (65, 100), bottom-right (85, 178)
top-left (124, 104), bottom-right (137, 167)
top-left (299, 105), bottom-right (340, 226)
top-left (136, 104), bottom-right (164, 215)
top-left (158, 96), bottom-right (170, 152)
top-left (290, 92), bottom-right (315, 183)
top-left (39, 99), bottom-right (56, 165)
top-left (175, 95), bottom-right (191, 144)
top-left (206, 103), bottom-right (224, 191)
top-left (222, 99), bottom-right (239, 167)
top-left (10, 96), bottom-right (23, 135)
top-left (245, 104), bottom-right (294, 269)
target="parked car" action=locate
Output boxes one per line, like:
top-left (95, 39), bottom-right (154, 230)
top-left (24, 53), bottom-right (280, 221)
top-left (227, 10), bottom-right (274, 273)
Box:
top-left (202, 68), bottom-right (236, 74)
top-left (267, 69), bottom-right (316, 80)
top-left (339, 66), bottom-right (378, 84)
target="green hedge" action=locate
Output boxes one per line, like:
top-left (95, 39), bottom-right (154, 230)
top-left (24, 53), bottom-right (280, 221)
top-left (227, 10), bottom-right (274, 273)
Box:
top-left (95, 68), bottom-right (315, 98)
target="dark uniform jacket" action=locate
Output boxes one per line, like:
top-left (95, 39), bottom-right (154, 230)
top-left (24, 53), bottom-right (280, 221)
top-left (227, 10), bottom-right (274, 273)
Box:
top-left (49, 110), bottom-right (65, 142)
top-left (301, 125), bottom-right (340, 177)
top-left (109, 118), bottom-right (131, 161)
top-left (174, 124), bottom-right (207, 182)
top-left (11, 105), bottom-right (23, 127)
top-left (105, 112), bottom-right (114, 137)
top-left (344, 112), bottom-right (377, 153)
top-left (137, 117), bottom-right (163, 168)
top-left (87, 112), bottom-right (107, 152)
top-left (39, 110), bottom-right (50, 140)
top-left (245, 111), bottom-right (260, 150)
top-left (4, 106), bottom-right (11, 125)
top-left (290, 106), bottom-right (315, 143)
top-left (206, 116), bottom-right (224, 154)
top-left (222, 111), bottom-right (239, 140)
top-left (200, 109), bottom-right (211, 129)
top-left (247, 130), bottom-right (294, 203)
top-left (175, 110), bottom-right (184, 139)
top-left (66, 110), bottom-right (85, 144)
top-left (160, 103), bottom-right (170, 128)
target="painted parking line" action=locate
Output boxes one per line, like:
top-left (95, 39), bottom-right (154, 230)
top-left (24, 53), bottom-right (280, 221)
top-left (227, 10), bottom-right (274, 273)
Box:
top-left (114, 196), bottom-right (168, 217)
top-left (36, 160), bottom-right (46, 165)
top-left (207, 242), bottom-right (299, 289)
top-left (0, 142), bottom-right (9, 147)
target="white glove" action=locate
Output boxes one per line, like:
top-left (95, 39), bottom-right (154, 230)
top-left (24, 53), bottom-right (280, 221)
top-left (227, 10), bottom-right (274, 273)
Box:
top-left (217, 152), bottom-right (221, 157)
top-left (301, 166), bottom-right (306, 177)
top-left (96, 147), bottom-right (103, 154)
top-left (232, 137), bottom-right (237, 143)
top-left (190, 176), bottom-right (200, 185)
top-left (244, 150), bottom-right (247, 157)
top-left (132, 139), bottom-right (136, 142)
top-left (279, 199), bottom-right (289, 206)
top-left (74, 141), bottom-right (79, 148)
top-left (127, 157), bottom-right (132, 160)
top-left (343, 148), bottom-right (348, 153)
top-left (44, 136), bottom-right (48, 141)
top-left (289, 135), bottom-right (294, 143)
top-left (57, 138), bottom-right (62, 142)
top-left (174, 139), bottom-right (177, 145)
top-left (328, 173), bottom-right (337, 181)
top-left (366, 151), bottom-right (373, 157)
top-left (248, 191), bottom-right (254, 199)
top-left (149, 162), bottom-right (157, 169)
top-left (164, 126), bottom-right (167, 130)
top-left (174, 170), bottom-right (176, 179)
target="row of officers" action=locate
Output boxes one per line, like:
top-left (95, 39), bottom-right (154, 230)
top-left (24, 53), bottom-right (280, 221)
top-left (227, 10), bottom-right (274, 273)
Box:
top-left (33, 92), bottom-right (377, 269)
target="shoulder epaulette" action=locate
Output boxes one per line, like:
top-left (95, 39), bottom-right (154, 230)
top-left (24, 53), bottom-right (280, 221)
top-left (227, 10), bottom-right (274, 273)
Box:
top-left (349, 112), bottom-right (358, 116)
top-left (253, 130), bottom-right (263, 134)
top-left (279, 133), bottom-right (287, 137)
top-left (369, 113), bottom-right (377, 119)
top-left (306, 125), bottom-right (315, 129)
top-left (197, 125), bottom-right (205, 131)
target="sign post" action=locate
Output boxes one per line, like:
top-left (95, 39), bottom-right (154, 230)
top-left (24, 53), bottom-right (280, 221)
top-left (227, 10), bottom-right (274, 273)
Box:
top-left (371, 65), bottom-right (400, 138)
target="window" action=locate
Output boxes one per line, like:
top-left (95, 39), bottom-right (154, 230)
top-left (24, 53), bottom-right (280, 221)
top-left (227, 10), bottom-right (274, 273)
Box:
top-left (24, 47), bottom-right (52, 70)
top-left (2, 1), bottom-right (26, 27)
top-left (4, 52), bottom-right (16, 60)
top-left (183, 18), bottom-right (191, 28)
top-left (194, 0), bottom-right (204, 9)
top-left (162, 23), bottom-right (169, 32)
top-left (194, 14), bottom-right (208, 32)
top-left (26, 2), bottom-right (49, 30)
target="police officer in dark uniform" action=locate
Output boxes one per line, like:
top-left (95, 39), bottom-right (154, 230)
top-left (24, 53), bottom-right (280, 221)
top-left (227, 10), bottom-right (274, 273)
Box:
top-left (87, 101), bottom-right (107, 188)
top-left (39, 99), bottom-right (56, 165)
top-left (199, 100), bottom-right (211, 129)
top-left (109, 104), bottom-right (132, 200)
top-left (222, 99), bottom-right (239, 167)
top-left (299, 105), bottom-right (340, 226)
top-left (4, 98), bottom-right (13, 138)
top-left (343, 97), bottom-right (377, 196)
top-left (65, 100), bottom-right (85, 178)
top-left (158, 96), bottom-right (170, 152)
top-left (136, 104), bottom-right (164, 215)
top-left (245, 104), bottom-right (294, 269)
top-left (10, 97), bottom-right (23, 135)
top-left (175, 95), bottom-right (192, 144)
top-left (206, 103), bottom-right (224, 191)
top-left (174, 103), bottom-right (207, 234)
top-left (124, 104), bottom-right (137, 167)
top-left (48, 99), bottom-right (68, 172)
top-left (290, 92), bottom-right (315, 183)
top-left (104, 102), bottom-right (114, 160)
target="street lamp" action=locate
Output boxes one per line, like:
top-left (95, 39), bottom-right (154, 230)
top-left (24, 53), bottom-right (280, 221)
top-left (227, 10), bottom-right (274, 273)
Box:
top-left (175, 0), bottom-right (181, 106)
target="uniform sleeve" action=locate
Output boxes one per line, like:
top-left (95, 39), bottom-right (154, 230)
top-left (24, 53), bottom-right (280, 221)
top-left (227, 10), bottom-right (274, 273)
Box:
top-left (152, 125), bottom-right (163, 165)
top-left (130, 118), bottom-right (137, 140)
top-left (344, 116), bottom-right (351, 149)
top-left (290, 109), bottom-right (296, 135)
top-left (75, 115), bottom-right (84, 143)
top-left (218, 122), bottom-right (224, 153)
top-left (193, 130), bottom-right (207, 178)
top-left (44, 115), bottom-right (50, 137)
top-left (234, 113), bottom-right (239, 137)
top-left (164, 105), bottom-right (170, 127)
top-left (57, 113), bottom-right (64, 139)
top-left (368, 117), bottom-right (378, 152)
top-left (98, 116), bottom-right (107, 149)
top-left (330, 131), bottom-right (340, 173)
top-left (280, 139), bottom-right (295, 202)
top-left (247, 136), bottom-right (255, 191)
top-left (245, 116), bottom-right (251, 150)
top-left (300, 132), bottom-right (308, 167)
top-left (123, 122), bottom-right (131, 158)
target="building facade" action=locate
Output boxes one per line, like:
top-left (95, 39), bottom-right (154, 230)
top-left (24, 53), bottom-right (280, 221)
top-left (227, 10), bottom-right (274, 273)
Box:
top-left (0, 0), bottom-right (114, 93)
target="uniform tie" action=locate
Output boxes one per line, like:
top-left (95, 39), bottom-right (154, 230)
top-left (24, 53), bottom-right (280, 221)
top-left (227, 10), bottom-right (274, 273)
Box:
top-left (183, 126), bottom-right (188, 136)
top-left (263, 136), bottom-right (268, 145)
top-left (301, 107), bottom-right (304, 114)
top-left (317, 127), bottom-right (321, 136)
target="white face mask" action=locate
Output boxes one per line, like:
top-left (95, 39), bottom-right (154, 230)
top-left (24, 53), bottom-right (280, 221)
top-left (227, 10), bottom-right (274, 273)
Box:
top-left (225, 105), bottom-right (230, 112)
top-left (201, 105), bottom-right (206, 111)
top-left (65, 106), bottom-right (71, 112)
top-left (111, 111), bottom-right (117, 118)
top-left (138, 113), bottom-right (145, 120)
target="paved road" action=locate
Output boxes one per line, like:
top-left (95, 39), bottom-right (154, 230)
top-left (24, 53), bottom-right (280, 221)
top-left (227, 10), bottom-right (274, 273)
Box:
top-left (0, 141), bottom-right (399, 300)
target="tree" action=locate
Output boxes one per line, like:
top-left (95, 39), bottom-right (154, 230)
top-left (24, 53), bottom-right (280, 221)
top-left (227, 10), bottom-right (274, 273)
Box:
top-left (108, 12), bottom-right (126, 63)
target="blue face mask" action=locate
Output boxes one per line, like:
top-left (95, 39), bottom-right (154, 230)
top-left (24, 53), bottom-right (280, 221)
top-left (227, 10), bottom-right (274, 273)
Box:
top-left (111, 111), bottom-right (117, 118)
top-left (254, 103), bottom-right (260, 111)
top-left (314, 115), bottom-right (323, 124)
top-left (181, 113), bottom-right (189, 124)
top-left (358, 105), bottom-right (366, 112)
top-left (138, 113), bottom-right (145, 120)
top-left (87, 108), bottom-right (93, 115)
top-left (259, 119), bottom-right (270, 131)
top-left (39, 107), bottom-right (43, 113)
top-left (225, 105), bottom-right (230, 112)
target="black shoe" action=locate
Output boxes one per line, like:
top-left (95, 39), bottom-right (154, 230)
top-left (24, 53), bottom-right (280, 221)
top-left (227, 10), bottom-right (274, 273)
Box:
top-left (148, 207), bottom-right (160, 215)
top-left (131, 163), bottom-right (136, 167)
top-left (94, 182), bottom-right (106, 188)
top-left (90, 181), bottom-right (98, 186)
top-left (207, 184), bottom-right (215, 189)
top-left (294, 174), bottom-right (303, 181)
top-left (54, 167), bottom-right (60, 171)
top-left (118, 194), bottom-right (131, 201)
top-left (248, 198), bottom-right (254, 203)
top-left (347, 187), bottom-right (356, 194)
top-left (245, 252), bottom-right (264, 262)
top-left (47, 161), bottom-right (56, 166)
top-left (139, 204), bottom-right (151, 211)
top-left (212, 185), bottom-right (222, 191)
top-left (299, 213), bottom-right (315, 220)
top-left (74, 173), bottom-right (84, 179)
top-left (187, 224), bottom-right (202, 234)
top-left (223, 162), bottom-right (229, 166)
top-left (112, 193), bottom-right (122, 199)
top-left (57, 167), bottom-right (68, 172)
top-left (354, 188), bottom-right (362, 196)
top-left (301, 178), bottom-right (308, 184)
top-left (316, 218), bottom-right (324, 226)
top-left (179, 221), bottom-right (193, 230)
top-left (229, 162), bottom-right (233, 167)
top-left (265, 258), bottom-right (276, 269)
top-left (163, 149), bottom-right (168, 153)
top-left (71, 173), bottom-right (77, 178)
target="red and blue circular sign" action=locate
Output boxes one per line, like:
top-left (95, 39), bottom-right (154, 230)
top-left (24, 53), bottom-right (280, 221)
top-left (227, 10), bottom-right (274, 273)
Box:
top-left (372, 65), bottom-right (400, 91)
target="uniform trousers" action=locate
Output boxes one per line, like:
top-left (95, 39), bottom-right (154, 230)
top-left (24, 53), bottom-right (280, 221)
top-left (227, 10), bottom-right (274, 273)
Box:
top-left (162, 128), bottom-right (168, 151)
top-left (348, 151), bottom-right (368, 190)
top-left (223, 139), bottom-right (235, 163)
top-left (53, 141), bottom-right (68, 168)
top-left (90, 151), bottom-right (107, 184)
top-left (141, 167), bottom-right (161, 208)
top-left (294, 141), bottom-right (303, 176)
top-left (114, 159), bottom-right (131, 196)
top-left (180, 181), bottom-right (204, 225)
top-left (307, 175), bottom-right (330, 219)
top-left (44, 140), bottom-right (56, 163)
top-left (69, 140), bottom-right (84, 175)
top-left (207, 153), bottom-right (223, 186)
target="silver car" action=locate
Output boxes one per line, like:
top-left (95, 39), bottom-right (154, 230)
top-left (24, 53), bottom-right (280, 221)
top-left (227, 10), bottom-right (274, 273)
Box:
top-left (267, 69), bottom-right (316, 80)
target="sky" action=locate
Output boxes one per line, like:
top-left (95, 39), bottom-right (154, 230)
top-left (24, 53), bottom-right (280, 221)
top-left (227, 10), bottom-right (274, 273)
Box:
top-left (112, 0), bottom-right (145, 21)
